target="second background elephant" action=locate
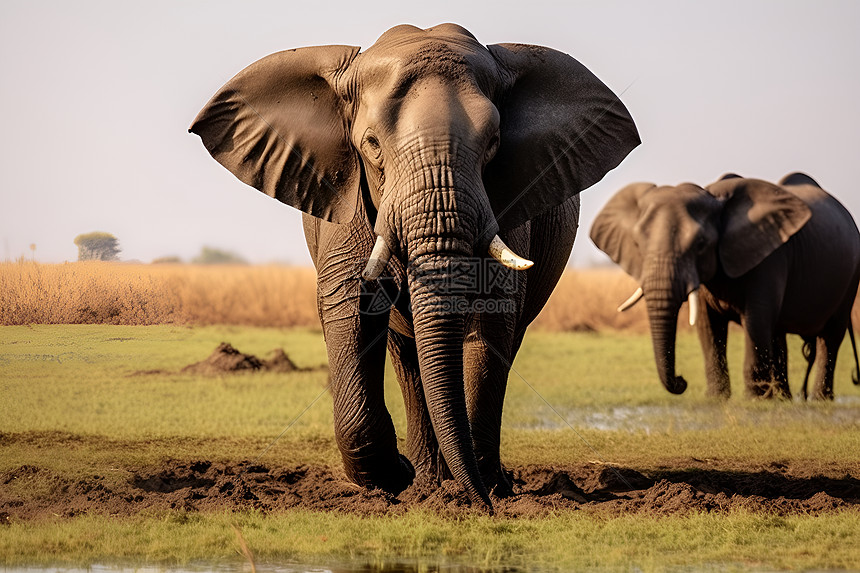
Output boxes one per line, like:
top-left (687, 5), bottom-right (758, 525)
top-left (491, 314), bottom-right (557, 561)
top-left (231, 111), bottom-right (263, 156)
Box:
top-left (591, 173), bottom-right (860, 400)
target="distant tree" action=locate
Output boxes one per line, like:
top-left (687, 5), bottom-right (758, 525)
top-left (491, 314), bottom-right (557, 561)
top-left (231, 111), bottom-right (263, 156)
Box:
top-left (74, 232), bottom-right (120, 261)
top-left (151, 256), bottom-right (183, 264)
top-left (192, 246), bottom-right (247, 265)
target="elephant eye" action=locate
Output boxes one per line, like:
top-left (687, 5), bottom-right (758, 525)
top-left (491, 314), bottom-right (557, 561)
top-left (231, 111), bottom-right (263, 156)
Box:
top-left (361, 130), bottom-right (383, 162)
top-left (485, 132), bottom-right (500, 164)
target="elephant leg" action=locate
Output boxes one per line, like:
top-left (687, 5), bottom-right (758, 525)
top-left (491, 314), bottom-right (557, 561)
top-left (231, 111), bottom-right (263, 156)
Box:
top-left (698, 305), bottom-right (731, 398)
top-left (810, 285), bottom-right (857, 400)
top-left (810, 329), bottom-right (844, 401)
top-left (319, 280), bottom-right (414, 492)
top-left (305, 215), bottom-right (413, 493)
top-left (464, 195), bottom-right (577, 494)
top-left (772, 332), bottom-right (790, 398)
top-left (464, 311), bottom-right (517, 495)
top-left (387, 328), bottom-right (448, 484)
top-left (741, 269), bottom-right (790, 399)
top-left (741, 319), bottom-right (791, 399)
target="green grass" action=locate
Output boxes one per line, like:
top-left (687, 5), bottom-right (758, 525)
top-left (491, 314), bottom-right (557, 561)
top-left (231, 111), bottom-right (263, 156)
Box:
top-left (2, 510), bottom-right (859, 571)
top-left (1, 324), bottom-right (859, 570)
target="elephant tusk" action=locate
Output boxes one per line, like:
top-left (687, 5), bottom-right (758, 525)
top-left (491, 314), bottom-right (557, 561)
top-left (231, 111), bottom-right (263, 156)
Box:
top-left (488, 234), bottom-right (533, 271)
top-left (688, 289), bottom-right (699, 326)
top-left (617, 287), bottom-right (644, 312)
top-left (362, 236), bottom-right (393, 281)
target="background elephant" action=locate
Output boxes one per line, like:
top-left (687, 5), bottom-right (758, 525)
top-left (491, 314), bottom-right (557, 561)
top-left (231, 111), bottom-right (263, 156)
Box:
top-left (190, 24), bottom-right (639, 511)
top-left (591, 173), bottom-right (860, 400)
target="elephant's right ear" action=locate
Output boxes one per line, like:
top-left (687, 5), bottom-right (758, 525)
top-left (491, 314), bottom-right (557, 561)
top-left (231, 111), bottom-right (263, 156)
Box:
top-left (708, 177), bottom-right (812, 278)
top-left (589, 183), bottom-right (656, 281)
top-left (190, 45), bottom-right (361, 223)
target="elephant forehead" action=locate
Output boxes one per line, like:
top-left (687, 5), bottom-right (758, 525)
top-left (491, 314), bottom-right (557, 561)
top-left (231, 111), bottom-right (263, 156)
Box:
top-left (635, 186), bottom-right (718, 229)
top-left (646, 184), bottom-right (710, 206)
top-left (359, 27), bottom-right (500, 94)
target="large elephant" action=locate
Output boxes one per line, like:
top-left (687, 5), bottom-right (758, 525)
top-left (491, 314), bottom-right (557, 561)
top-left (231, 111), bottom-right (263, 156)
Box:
top-left (591, 173), bottom-right (860, 400)
top-left (190, 24), bottom-right (639, 511)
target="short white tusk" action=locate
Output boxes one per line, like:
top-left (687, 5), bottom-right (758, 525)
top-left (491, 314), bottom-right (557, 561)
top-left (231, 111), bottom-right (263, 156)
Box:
top-left (488, 234), bottom-right (533, 271)
top-left (617, 287), bottom-right (644, 312)
top-left (362, 236), bottom-right (393, 281)
top-left (688, 289), bottom-right (699, 326)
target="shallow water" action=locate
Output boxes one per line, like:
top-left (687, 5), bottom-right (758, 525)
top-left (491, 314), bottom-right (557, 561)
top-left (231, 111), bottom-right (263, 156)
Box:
top-left (513, 395), bottom-right (860, 433)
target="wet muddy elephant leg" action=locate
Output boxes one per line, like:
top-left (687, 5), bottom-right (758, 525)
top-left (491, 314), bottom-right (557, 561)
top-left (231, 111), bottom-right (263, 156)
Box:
top-left (387, 329), bottom-right (449, 484)
top-left (742, 322), bottom-right (792, 399)
top-left (741, 270), bottom-right (790, 399)
top-left (810, 290), bottom-right (856, 400)
top-left (465, 198), bottom-right (579, 494)
top-left (810, 327), bottom-right (845, 401)
top-left (305, 216), bottom-right (414, 493)
top-left (697, 305), bottom-right (731, 398)
top-left (772, 333), bottom-right (790, 397)
top-left (464, 311), bottom-right (517, 495)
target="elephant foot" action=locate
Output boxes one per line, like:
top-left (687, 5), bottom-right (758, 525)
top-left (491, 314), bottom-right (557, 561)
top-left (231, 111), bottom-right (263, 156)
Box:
top-left (809, 389), bottom-right (835, 401)
top-left (393, 453), bottom-right (416, 492)
top-left (350, 453), bottom-right (415, 495)
top-left (746, 380), bottom-right (791, 400)
top-left (704, 376), bottom-right (731, 399)
top-left (705, 386), bottom-right (731, 400)
top-left (487, 465), bottom-right (515, 498)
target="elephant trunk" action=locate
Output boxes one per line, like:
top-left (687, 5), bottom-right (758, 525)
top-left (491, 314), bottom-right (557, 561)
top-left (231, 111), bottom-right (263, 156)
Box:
top-left (643, 257), bottom-right (690, 394)
top-left (408, 250), bottom-right (493, 512)
top-left (392, 157), bottom-right (494, 512)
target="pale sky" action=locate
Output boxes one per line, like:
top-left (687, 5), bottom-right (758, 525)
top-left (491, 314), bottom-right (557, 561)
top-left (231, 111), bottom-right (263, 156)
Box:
top-left (2, 0), bottom-right (858, 266)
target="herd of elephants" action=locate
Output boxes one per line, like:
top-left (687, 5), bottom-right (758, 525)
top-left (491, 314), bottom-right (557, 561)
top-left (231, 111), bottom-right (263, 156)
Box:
top-left (190, 24), bottom-right (860, 512)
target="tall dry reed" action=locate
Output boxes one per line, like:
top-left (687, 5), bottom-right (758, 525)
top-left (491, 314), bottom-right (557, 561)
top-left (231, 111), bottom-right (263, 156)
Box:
top-left (0, 262), bottom-right (318, 328)
top-left (2, 262), bottom-right (857, 333)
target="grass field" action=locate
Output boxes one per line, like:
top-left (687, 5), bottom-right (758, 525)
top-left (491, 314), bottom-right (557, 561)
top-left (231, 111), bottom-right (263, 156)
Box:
top-left (2, 324), bottom-right (859, 571)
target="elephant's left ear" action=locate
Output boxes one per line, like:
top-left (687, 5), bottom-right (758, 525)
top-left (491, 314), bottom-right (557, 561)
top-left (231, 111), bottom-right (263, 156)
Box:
top-left (709, 178), bottom-right (812, 278)
top-left (484, 43), bottom-right (640, 230)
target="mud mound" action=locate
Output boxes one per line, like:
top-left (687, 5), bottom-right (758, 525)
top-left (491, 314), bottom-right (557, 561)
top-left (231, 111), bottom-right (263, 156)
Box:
top-left (264, 348), bottom-right (300, 372)
top-left (180, 343), bottom-right (301, 375)
top-left (2, 459), bottom-right (857, 521)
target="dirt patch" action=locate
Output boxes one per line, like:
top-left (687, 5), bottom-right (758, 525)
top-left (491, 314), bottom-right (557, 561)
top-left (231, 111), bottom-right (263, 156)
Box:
top-left (2, 458), bottom-right (857, 521)
top-left (181, 342), bottom-right (302, 375)
top-left (132, 343), bottom-right (318, 376)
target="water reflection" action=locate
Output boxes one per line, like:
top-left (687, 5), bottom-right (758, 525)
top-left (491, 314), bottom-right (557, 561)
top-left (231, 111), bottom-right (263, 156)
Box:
top-left (512, 395), bottom-right (860, 433)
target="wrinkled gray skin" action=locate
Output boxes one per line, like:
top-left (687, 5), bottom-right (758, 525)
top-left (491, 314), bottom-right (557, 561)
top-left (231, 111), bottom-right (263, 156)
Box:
top-left (190, 24), bottom-right (639, 511)
top-left (591, 173), bottom-right (860, 400)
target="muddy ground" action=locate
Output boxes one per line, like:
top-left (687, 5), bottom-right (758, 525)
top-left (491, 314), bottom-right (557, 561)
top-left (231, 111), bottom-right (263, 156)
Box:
top-left (2, 456), bottom-right (857, 522)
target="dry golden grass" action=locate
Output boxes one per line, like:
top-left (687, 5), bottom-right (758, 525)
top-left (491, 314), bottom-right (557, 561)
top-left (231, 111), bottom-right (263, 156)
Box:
top-left (0, 262), bottom-right (318, 328)
top-left (532, 268), bottom-right (652, 333)
top-left (2, 261), bottom-right (857, 333)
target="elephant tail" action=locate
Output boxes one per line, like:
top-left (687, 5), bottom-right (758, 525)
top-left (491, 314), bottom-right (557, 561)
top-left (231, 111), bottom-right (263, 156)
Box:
top-left (850, 317), bottom-right (860, 386)
top-left (801, 339), bottom-right (816, 401)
